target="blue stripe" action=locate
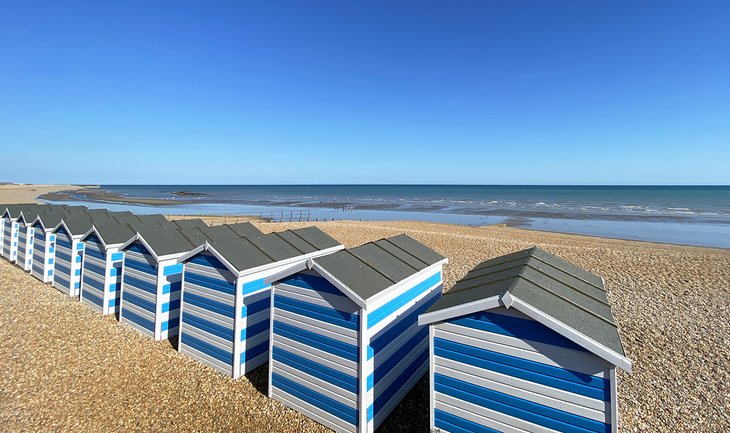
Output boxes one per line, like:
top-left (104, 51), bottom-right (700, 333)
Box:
top-left (109, 267), bottom-right (119, 277)
top-left (274, 296), bottom-right (358, 331)
top-left (434, 338), bottom-right (609, 400)
top-left (241, 339), bottom-right (269, 363)
top-left (48, 258), bottom-right (54, 265)
top-left (184, 292), bottom-right (234, 318)
top-left (76, 242), bottom-right (84, 250)
top-left (278, 273), bottom-right (342, 296)
top-left (369, 326), bottom-right (428, 390)
top-left (368, 272), bottom-right (441, 328)
top-left (108, 298), bottom-right (117, 308)
top-left (163, 263), bottom-right (183, 276)
top-left (164, 316), bottom-right (179, 332)
top-left (123, 274), bottom-right (158, 295)
top-left (272, 347), bottom-right (358, 393)
top-left (452, 311), bottom-right (588, 352)
top-left (74, 268), bottom-right (81, 276)
top-left (83, 275), bottom-right (106, 291)
top-left (368, 348), bottom-right (429, 420)
top-left (161, 299), bottom-right (180, 313)
top-left (369, 289), bottom-right (440, 359)
top-left (273, 320), bottom-right (358, 362)
top-left (122, 291), bottom-right (156, 313)
top-left (55, 275), bottom-right (70, 290)
top-left (241, 296), bottom-right (270, 318)
top-left (272, 373), bottom-right (358, 425)
top-left (125, 257), bottom-right (156, 274)
top-left (84, 246), bottom-right (105, 260)
top-left (84, 261), bottom-right (106, 277)
top-left (182, 311), bottom-right (233, 340)
top-left (188, 253), bottom-right (228, 269)
top-left (55, 262), bottom-right (71, 277)
top-left (185, 271), bottom-right (235, 295)
top-left (435, 374), bottom-right (610, 433)
top-left (434, 409), bottom-right (501, 433)
top-left (242, 278), bottom-right (267, 295)
top-left (122, 308), bottom-right (155, 332)
top-left (55, 250), bottom-right (72, 263)
top-left (83, 290), bottom-right (104, 308)
top-left (181, 333), bottom-right (232, 365)
top-left (111, 252), bottom-right (124, 261)
top-left (240, 316), bottom-right (269, 341)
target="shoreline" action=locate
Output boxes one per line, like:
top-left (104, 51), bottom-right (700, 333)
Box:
top-left (0, 183), bottom-right (92, 204)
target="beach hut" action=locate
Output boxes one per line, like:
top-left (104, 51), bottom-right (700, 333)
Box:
top-left (79, 213), bottom-right (174, 315)
top-left (117, 227), bottom-right (200, 341)
top-left (0, 204), bottom-right (6, 256)
top-left (418, 247), bottom-right (632, 433)
top-left (29, 208), bottom-right (68, 283)
top-left (176, 226), bottom-right (342, 379)
top-left (267, 234), bottom-right (447, 433)
top-left (2, 205), bottom-right (22, 262)
top-left (52, 211), bottom-right (111, 297)
top-left (80, 221), bottom-right (137, 315)
top-left (15, 207), bottom-right (40, 271)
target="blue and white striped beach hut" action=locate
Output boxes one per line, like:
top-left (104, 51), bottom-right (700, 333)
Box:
top-left (15, 208), bottom-right (39, 271)
top-left (52, 212), bottom-right (110, 297)
top-left (118, 227), bottom-right (200, 341)
top-left (268, 234), bottom-right (447, 433)
top-left (176, 225), bottom-right (343, 379)
top-left (418, 247), bottom-right (632, 433)
top-left (80, 214), bottom-right (173, 316)
top-left (2, 204), bottom-right (26, 263)
top-left (29, 208), bottom-right (70, 283)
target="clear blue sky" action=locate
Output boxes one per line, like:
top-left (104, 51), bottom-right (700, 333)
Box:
top-left (1, 1), bottom-right (728, 185)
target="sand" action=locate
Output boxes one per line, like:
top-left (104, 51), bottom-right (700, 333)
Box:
top-left (0, 184), bottom-right (88, 205)
top-left (1, 219), bottom-right (728, 432)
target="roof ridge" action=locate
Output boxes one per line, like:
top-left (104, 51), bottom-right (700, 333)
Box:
top-left (516, 274), bottom-right (617, 327)
top-left (272, 231), bottom-right (306, 255)
top-left (524, 257), bottom-right (610, 307)
top-left (286, 229), bottom-right (318, 251)
top-left (382, 236), bottom-right (430, 267)
top-left (345, 248), bottom-right (398, 284)
top-left (530, 254), bottom-right (605, 292)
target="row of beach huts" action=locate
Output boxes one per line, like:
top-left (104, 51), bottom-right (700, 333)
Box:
top-left (1, 203), bottom-right (631, 433)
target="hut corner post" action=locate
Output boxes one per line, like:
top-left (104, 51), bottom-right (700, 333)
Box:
top-left (232, 276), bottom-right (243, 379)
top-left (358, 307), bottom-right (370, 433)
top-left (428, 324), bottom-right (435, 431)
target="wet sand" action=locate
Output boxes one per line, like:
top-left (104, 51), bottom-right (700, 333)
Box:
top-left (0, 184), bottom-right (89, 204)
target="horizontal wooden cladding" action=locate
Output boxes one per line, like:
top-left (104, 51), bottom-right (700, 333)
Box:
top-left (432, 308), bottom-right (612, 433)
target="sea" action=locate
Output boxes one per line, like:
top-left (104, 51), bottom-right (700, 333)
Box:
top-left (49, 185), bottom-right (730, 249)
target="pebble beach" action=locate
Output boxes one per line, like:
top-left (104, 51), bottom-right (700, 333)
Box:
top-left (1, 213), bottom-right (728, 432)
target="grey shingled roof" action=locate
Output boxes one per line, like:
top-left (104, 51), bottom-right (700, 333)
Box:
top-left (313, 234), bottom-right (445, 301)
top-left (90, 221), bottom-right (137, 246)
top-left (425, 246), bottom-right (626, 356)
top-left (226, 222), bottom-right (263, 238)
top-left (200, 226), bottom-right (341, 273)
top-left (173, 219), bottom-right (207, 230)
top-left (133, 226), bottom-right (197, 258)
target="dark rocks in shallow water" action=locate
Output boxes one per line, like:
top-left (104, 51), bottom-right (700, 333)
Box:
top-left (170, 191), bottom-right (207, 197)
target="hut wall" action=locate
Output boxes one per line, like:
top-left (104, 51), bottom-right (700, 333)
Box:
top-left (2, 218), bottom-right (19, 261)
top-left (430, 307), bottom-right (614, 433)
top-left (80, 235), bottom-right (123, 315)
top-left (120, 242), bottom-right (158, 337)
top-left (31, 225), bottom-right (55, 283)
top-left (52, 227), bottom-right (83, 297)
top-left (16, 220), bottom-right (34, 271)
top-left (270, 270), bottom-right (361, 433)
top-left (179, 252), bottom-right (238, 375)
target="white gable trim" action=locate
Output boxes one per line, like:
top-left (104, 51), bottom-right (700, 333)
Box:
top-left (418, 296), bottom-right (502, 326)
top-left (310, 262), bottom-right (367, 309)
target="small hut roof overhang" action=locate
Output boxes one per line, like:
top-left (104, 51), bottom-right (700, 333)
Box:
top-left (82, 221), bottom-right (138, 250)
top-left (268, 234), bottom-right (448, 309)
top-left (180, 226), bottom-right (343, 278)
top-left (419, 246), bottom-right (632, 372)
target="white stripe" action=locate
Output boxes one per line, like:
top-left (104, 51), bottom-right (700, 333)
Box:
top-left (271, 388), bottom-right (356, 433)
top-left (275, 310), bottom-right (357, 346)
top-left (272, 360), bottom-right (357, 407)
top-left (272, 333), bottom-right (357, 376)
